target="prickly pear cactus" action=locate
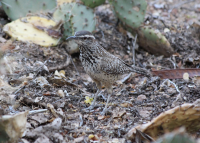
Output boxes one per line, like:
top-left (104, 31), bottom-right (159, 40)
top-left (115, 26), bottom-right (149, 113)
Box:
top-left (3, 16), bottom-right (60, 47)
top-left (57, 0), bottom-right (75, 6)
top-left (137, 26), bottom-right (174, 57)
top-left (110, 0), bottom-right (147, 29)
top-left (53, 2), bottom-right (96, 38)
top-left (63, 15), bottom-right (74, 39)
top-left (81, 0), bottom-right (105, 8)
top-left (70, 3), bottom-right (96, 35)
top-left (1, 0), bottom-right (56, 20)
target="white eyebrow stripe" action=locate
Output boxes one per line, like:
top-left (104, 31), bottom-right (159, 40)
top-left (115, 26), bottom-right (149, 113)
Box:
top-left (75, 35), bottom-right (95, 39)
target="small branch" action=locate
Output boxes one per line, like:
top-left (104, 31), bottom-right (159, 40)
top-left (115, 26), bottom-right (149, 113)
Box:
top-left (132, 34), bottom-right (137, 66)
top-left (159, 79), bottom-right (180, 93)
top-left (29, 109), bottom-right (47, 115)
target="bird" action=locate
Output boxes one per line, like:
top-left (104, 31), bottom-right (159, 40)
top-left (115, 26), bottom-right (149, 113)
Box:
top-left (66, 30), bottom-right (150, 115)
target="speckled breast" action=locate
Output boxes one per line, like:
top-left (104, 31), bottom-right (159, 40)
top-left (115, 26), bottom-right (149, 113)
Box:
top-left (81, 58), bottom-right (122, 85)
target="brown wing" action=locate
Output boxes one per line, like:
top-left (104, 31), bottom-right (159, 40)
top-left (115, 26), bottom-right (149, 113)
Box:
top-left (100, 55), bottom-right (132, 75)
top-left (97, 42), bottom-right (149, 75)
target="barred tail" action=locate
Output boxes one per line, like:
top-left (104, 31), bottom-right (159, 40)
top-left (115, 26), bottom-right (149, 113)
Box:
top-left (131, 66), bottom-right (151, 76)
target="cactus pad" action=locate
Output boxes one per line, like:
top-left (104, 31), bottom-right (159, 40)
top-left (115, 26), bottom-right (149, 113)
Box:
top-left (57, 0), bottom-right (75, 6)
top-left (81, 0), bottom-right (105, 8)
top-left (137, 26), bottom-right (174, 57)
top-left (53, 2), bottom-right (96, 38)
top-left (3, 16), bottom-right (60, 47)
top-left (1, 0), bottom-right (56, 20)
top-left (110, 0), bottom-right (147, 29)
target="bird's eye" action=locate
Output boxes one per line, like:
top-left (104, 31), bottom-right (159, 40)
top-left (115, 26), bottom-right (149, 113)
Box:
top-left (84, 37), bottom-right (87, 40)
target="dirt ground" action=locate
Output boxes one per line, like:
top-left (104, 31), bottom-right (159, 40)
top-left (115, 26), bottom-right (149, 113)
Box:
top-left (1, 0), bottom-right (200, 142)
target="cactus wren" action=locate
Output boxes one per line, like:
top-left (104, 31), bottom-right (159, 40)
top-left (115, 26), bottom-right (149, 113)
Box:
top-left (66, 30), bottom-right (149, 115)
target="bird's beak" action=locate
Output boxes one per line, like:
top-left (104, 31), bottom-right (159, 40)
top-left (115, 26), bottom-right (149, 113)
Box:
top-left (66, 36), bottom-right (77, 41)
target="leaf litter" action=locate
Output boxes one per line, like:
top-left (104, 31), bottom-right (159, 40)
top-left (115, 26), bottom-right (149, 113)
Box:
top-left (1, 0), bottom-right (200, 142)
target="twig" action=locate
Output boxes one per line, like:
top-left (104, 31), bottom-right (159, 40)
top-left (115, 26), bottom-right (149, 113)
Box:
top-left (29, 109), bottom-right (47, 115)
top-left (168, 59), bottom-right (176, 69)
top-left (132, 34), bottom-right (137, 66)
top-left (159, 79), bottom-right (180, 93)
top-left (100, 30), bottom-right (105, 39)
top-left (168, 80), bottom-right (180, 93)
top-left (120, 73), bottom-right (132, 83)
top-left (98, 91), bottom-right (107, 101)
top-left (14, 85), bottom-right (25, 96)
top-left (79, 114), bottom-right (83, 126)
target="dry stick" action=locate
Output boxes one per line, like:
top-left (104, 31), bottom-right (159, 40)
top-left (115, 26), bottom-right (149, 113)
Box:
top-left (160, 79), bottom-right (183, 102)
top-left (14, 85), bottom-right (26, 95)
top-left (132, 34), bottom-right (137, 66)
top-left (159, 79), bottom-right (180, 93)
top-left (120, 73), bottom-right (132, 83)
top-left (101, 30), bottom-right (105, 39)
top-left (136, 129), bottom-right (154, 142)
top-left (168, 58), bottom-right (177, 69)
top-left (79, 114), bottom-right (83, 126)
top-left (168, 0), bottom-right (195, 18)
top-left (29, 109), bottom-right (47, 115)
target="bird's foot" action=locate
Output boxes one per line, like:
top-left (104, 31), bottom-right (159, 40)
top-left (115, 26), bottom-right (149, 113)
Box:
top-left (92, 91), bottom-right (106, 100)
top-left (85, 104), bottom-right (95, 111)
top-left (100, 108), bottom-right (107, 115)
top-left (98, 94), bottom-right (107, 101)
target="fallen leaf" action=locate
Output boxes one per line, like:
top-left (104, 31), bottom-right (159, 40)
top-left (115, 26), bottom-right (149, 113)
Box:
top-left (84, 96), bottom-right (93, 105)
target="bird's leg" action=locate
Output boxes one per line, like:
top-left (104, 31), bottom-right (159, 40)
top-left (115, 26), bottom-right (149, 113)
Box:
top-left (91, 88), bottom-right (101, 106)
top-left (85, 81), bottom-right (101, 110)
top-left (101, 87), bottom-right (113, 115)
top-left (97, 91), bottom-right (107, 101)
top-left (93, 90), bottom-right (106, 100)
